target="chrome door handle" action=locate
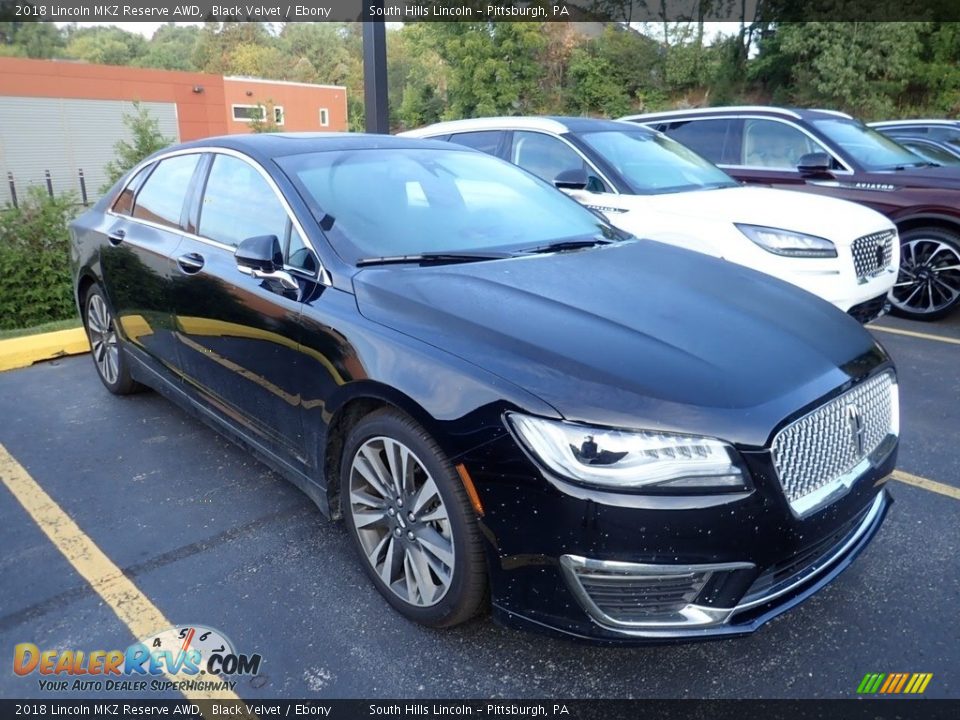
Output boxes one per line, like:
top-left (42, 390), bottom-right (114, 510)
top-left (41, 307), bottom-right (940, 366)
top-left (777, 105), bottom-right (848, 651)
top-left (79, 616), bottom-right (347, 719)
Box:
top-left (176, 252), bottom-right (205, 274)
top-left (107, 229), bottom-right (126, 246)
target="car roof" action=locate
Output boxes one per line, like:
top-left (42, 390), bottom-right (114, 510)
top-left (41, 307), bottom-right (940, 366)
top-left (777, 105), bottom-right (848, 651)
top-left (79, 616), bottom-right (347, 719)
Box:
top-left (621, 106), bottom-right (855, 123)
top-left (400, 116), bottom-right (650, 138)
top-left (869, 119), bottom-right (960, 128)
top-left (163, 132), bottom-right (460, 162)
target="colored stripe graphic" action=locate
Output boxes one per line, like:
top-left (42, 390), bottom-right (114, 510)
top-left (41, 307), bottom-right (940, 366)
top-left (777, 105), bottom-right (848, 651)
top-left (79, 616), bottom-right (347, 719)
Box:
top-left (858, 673), bottom-right (932, 694)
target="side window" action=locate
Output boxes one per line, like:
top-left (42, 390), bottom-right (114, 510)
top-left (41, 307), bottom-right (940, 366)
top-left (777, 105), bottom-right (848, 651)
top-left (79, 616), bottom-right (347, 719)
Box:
top-left (132, 154), bottom-right (199, 229)
top-left (449, 131), bottom-right (504, 156)
top-left (198, 154), bottom-right (288, 248)
top-left (510, 131), bottom-right (588, 185)
top-left (741, 119), bottom-right (829, 169)
top-left (112, 164), bottom-right (154, 216)
top-left (286, 224), bottom-right (317, 274)
top-left (661, 119), bottom-right (732, 164)
top-left (927, 127), bottom-right (960, 146)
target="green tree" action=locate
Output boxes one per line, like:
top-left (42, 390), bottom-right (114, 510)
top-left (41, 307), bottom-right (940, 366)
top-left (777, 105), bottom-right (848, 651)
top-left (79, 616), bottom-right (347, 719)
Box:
top-left (0, 21), bottom-right (64, 58)
top-left (63, 26), bottom-right (147, 66)
top-left (102, 102), bottom-right (174, 190)
top-left (137, 24), bottom-right (200, 71)
top-left (415, 22), bottom-right (549, 119)
top-left (249, 102), bottom-right (281, 133)
top-left (756, 22), bottom-right (927, 118)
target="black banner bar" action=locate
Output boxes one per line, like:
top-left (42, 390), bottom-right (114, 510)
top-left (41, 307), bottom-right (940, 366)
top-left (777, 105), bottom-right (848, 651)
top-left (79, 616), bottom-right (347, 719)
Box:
top-left (2, 0), bottom-right (960, 22)
top-left (0, 700), bottom-right (958, 720)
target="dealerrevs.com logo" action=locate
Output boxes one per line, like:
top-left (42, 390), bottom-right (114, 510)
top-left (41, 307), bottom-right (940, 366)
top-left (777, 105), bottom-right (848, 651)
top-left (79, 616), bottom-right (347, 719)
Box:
top-left (13, 625), bottom-right (262, 693)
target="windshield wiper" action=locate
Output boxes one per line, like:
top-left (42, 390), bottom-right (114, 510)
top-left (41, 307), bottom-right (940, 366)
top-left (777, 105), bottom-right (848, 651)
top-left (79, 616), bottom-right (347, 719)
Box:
top-left (356, 250), bottom-right (513, 267)
top-left (890, 161), bottom-right (934, 170)
top-left (518, 238), bottom-right (615, 255)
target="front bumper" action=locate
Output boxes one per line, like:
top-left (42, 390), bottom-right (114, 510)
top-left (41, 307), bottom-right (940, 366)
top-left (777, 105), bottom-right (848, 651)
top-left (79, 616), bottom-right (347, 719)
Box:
top-left (462, 427), bottom-right (896, 645)
top-left (552, 490), bottom-right (888, 640)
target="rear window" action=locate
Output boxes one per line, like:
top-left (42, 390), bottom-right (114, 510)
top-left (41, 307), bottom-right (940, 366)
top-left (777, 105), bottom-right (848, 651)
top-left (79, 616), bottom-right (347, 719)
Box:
top-left (660, 119), bottom-right (734, 165)
top-left (132, 154), bottom-right (200, 229)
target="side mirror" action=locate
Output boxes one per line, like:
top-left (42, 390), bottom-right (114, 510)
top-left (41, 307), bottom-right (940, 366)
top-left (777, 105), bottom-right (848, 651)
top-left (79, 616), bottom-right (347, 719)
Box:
top-left (235, 235), bottom-right (299, 294)
top-left (554, 168), bottom-right (589, 190)
top-left (796, 152), bottom-right (833, 177)
top-left (235, 234), bottom-right (283, 273)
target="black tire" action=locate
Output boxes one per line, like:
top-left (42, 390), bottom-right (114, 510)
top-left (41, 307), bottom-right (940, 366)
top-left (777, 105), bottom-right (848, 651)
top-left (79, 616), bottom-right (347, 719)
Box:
top-left (889, 227), bottom-right (960, 321)
top-left (340, 408), bottom-right (487, 628)
top-left (83, 285), bottom-right (143, 395)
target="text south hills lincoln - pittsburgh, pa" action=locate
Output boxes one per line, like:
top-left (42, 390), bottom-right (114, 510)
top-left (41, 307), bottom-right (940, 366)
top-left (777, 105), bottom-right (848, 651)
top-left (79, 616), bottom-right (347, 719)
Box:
top-left (368, 3), bottom-right (570, 18)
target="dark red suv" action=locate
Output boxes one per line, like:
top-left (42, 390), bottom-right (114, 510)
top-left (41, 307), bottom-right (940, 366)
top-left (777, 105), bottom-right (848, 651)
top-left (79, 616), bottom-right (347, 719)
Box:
top-left (624, 107), bottom-right (960, 320)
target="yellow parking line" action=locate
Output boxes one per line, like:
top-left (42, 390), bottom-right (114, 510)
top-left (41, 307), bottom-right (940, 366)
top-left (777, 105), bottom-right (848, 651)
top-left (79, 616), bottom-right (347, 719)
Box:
top-left (872, 325), bottom-right (960, 346)
top-left (892, 469), bottom-right (960, 501)
top-left (0, 443), bottom-right (242, 703)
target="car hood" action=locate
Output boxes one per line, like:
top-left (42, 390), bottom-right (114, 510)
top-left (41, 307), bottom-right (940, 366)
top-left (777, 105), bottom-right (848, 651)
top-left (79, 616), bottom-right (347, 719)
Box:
top-left (353, 241), bottom-right (886, 447)
top-left (577, 186), bottom-right (893, 244)
top-left (863, 163), bottom-right (960, 188)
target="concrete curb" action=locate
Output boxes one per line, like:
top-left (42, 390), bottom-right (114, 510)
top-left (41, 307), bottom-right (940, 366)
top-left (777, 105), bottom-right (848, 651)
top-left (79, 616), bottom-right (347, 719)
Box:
top-left (0, 328), bottom-right (90, 372)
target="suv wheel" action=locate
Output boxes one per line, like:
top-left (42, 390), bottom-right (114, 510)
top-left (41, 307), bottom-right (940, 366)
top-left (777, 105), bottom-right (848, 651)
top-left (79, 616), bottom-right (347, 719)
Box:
top-left (341, 408), bottom-right (487, 627)
top-left (889, 227), bottom-right (960, 320)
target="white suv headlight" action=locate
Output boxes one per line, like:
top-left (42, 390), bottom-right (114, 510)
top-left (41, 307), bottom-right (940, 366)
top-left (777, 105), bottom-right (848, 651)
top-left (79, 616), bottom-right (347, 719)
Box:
top-left (507, 413), bottom-right (748, 492)
top-left (736, 223), bottom-right (837, 258)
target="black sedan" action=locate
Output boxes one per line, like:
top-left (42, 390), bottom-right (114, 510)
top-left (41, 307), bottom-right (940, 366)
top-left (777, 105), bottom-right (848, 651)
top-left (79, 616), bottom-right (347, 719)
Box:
top-left (70, 134), bottom-right (898, 643)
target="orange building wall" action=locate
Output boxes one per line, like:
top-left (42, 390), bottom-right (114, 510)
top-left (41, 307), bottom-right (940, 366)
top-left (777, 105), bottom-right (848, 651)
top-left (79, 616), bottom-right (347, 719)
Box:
top-left (0, 58), bottom-right (349, 140)
top-left (0, 57), bottom-right (228, 141)
top-left (223, 77), bottom-right (348, 134)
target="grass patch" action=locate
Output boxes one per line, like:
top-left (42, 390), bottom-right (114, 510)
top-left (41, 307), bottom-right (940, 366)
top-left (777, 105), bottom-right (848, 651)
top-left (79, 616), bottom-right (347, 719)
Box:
top-left (0, 318), bottom-right (82, 341)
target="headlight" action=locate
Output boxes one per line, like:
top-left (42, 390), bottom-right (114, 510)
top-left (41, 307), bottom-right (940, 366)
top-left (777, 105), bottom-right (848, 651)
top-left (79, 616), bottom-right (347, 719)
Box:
top-left (507, 413), bottom-right (748, 492)
top-left (736, 223), bottom-right (837, 258)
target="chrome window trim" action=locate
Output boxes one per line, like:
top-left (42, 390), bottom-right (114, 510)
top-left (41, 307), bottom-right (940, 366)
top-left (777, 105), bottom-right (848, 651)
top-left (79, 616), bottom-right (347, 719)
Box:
top-left (622, 106), bottom-right (804, 121)
top-left (106, 146), bottom-right (330, 286)
top-left (870, 119), bottom-right (960, 128)
top-left (643, 113), bottom-right (855, 175)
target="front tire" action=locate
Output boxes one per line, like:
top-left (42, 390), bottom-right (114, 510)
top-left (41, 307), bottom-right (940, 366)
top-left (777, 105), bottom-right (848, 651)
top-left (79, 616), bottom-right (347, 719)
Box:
top-left (888, 227), bottom-right (960, 320)
top-left (341, 408), bottom-right (487, 628)
top-left (83, 285), bottom-right (142, 395)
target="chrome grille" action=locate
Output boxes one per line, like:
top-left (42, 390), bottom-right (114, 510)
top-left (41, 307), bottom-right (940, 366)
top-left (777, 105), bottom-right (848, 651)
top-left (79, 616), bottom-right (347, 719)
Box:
top-left (772, 373), bottom-right (895, 516)
top-left (852, 230), bottom-right (895, 281)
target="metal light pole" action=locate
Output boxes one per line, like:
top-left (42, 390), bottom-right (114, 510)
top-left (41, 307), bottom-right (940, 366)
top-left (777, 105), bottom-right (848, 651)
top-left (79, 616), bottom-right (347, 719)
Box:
top-left (362, 5), bottom-right (389, 134)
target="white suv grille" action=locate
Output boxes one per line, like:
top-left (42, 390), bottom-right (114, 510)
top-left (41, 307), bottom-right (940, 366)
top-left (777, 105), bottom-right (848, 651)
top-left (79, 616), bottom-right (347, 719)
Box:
top-left (772, 373), bottom-right (896, 516)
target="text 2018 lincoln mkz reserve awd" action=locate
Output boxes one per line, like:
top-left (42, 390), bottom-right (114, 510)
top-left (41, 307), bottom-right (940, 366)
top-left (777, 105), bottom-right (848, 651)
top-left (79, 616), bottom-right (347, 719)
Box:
top-left (70, 134), bottom-right (898, 643)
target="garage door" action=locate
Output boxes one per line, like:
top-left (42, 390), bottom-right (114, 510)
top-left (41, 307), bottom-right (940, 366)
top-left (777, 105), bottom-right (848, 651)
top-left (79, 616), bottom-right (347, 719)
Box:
top-left (0, 97), bottom-right (179, 208)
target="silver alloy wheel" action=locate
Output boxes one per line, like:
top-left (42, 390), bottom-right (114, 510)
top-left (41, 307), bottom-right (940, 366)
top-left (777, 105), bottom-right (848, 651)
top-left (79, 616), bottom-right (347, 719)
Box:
top-left (349, 436), bottom-right (455, 607)
top-left (86, 294), bottom-right (120, 386)
top-left (889, 238), bottom-right (960, 314)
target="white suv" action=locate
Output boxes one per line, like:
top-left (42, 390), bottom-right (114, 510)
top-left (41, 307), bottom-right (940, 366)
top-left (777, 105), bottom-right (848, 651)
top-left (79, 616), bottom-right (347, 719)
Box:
top-left (401, 117), bottom-right (900, 323)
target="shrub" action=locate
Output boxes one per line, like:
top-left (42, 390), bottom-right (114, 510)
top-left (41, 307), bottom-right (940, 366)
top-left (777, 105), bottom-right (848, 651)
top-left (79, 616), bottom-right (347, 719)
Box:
top-left (102, 101), bottom-right (174, 191)
top-left (0, 188), bottom-right (79, 330)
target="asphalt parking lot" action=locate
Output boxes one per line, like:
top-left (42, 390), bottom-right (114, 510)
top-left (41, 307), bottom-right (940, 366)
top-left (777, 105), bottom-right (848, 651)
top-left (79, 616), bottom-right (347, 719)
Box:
top-left (0, 313), bottom-right (957, 701)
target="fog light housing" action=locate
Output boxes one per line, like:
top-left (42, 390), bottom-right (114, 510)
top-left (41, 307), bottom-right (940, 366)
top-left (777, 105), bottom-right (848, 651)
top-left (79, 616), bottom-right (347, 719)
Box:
top-left (560, 555), bottom-right (754, 630)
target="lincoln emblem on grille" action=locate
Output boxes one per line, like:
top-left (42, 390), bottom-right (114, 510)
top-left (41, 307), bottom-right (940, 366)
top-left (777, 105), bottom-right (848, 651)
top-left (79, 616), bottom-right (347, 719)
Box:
top-left (875, 243), bottom-right (885, 269)
top-left (846, 404), bottom-right (865, 456)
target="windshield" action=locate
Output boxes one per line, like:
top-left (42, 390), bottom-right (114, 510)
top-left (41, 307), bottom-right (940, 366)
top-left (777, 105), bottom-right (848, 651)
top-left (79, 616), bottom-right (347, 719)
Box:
top-left (901, 141), bottom-right (960, 166)
top-left (278, 148), bottom-right (616, 264)
top-left (577, 129), bottom-right (738, 194)
top-left (812, 119), bottom-right (925, 170)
